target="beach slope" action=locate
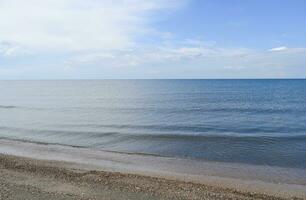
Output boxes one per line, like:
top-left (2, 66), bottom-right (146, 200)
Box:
top-left (0, 154), bottom-right (301, 200)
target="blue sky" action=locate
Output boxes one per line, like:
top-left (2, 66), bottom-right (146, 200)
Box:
top-left (157, 0), bottom-right (306, 48)
top-left (0, 0), bottom-right (305, 79)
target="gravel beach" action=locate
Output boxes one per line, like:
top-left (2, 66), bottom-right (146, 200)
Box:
top-left (0, 154), bottom-right (302, 200)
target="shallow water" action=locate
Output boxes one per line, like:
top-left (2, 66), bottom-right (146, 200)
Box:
top-left (0, 80), bottom-right (306, 168)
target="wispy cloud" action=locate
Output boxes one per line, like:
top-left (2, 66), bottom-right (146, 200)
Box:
top-left (0, 0), bottom-right (184, 51)
top-left (268, 46), bottom-right (306, 53)
top-left (66, 43), bottom-right (253, 68)
top-left (0, 1), bottom-right (305, 79)
top-left (269, 46), bottom-right (288, 52)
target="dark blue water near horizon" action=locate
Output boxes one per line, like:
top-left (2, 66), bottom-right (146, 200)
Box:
top-left (0, 79), bottom-right (306, 169)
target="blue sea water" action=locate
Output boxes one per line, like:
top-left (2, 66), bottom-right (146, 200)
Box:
top-left (0, 80), bottom-right (306, 169)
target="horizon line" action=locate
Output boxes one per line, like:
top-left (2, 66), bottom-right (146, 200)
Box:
top-left (1, 78), bottom-right (306, 81)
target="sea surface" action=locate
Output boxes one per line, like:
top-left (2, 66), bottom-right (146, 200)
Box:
top-left (0, 80), bottom-right (306, 169)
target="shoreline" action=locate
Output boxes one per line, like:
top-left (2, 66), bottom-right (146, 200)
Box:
top-left (0, 138), bottom-right (305, 199)
top-left (0, 154), bottom-right (297, 200)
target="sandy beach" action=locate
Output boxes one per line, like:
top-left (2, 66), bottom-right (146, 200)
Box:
top-left (0, 139), bottom-right (305, 200)
top-left (1, 153), bottom-right (300, 200)
top-left (1, 0), bottom-right (306, 197)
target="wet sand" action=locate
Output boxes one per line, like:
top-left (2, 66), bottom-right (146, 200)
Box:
top-left (0, 139), bottom-right (305, 199)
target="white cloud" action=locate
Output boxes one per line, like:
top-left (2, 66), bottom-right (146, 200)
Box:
top-left (0, 0), bottom-right (184, 51)
top-left (0, 41), bottom-right (26, 57)
top-left (0, 1), bottom-right (305, 79)
top-left (63, 40), bottom-right (306, 78)
top-left (269, 46), bottom-right (306, 53)
top-left (269, 46), bottom-right (288, 52)
top-left (66, 43), bottom-right (254, 68)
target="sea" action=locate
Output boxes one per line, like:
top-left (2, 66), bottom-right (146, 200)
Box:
top-left (0, 79), bottom-right (306, 169)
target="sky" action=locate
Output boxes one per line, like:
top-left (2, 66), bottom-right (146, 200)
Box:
top-left (0, 0), bottom-right (305, 79)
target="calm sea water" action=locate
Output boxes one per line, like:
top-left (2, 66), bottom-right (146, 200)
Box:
top-left (0, 80), bottom-right (306, 169)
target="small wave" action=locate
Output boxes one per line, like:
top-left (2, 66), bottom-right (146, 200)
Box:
top-left (0, 105), bottom-right (51, 111)
top-left (111, 132), bottom-right (306, 143)
top-left (58, 123), bottom-right (306, 134)
top-left (57, 106), bottom-right (306, 114)
top-left (0, 136), bottom-right (86, 148)
top-left (0, 137), bottom-right (169, 158)
top-left (0, 105), bottom-right (18, 109)
top-left (0, 126), bottom-right (121, 138)
top-left (1, 126), bottom-right (305, 144)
